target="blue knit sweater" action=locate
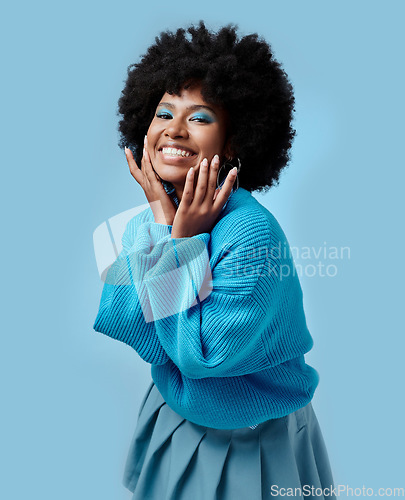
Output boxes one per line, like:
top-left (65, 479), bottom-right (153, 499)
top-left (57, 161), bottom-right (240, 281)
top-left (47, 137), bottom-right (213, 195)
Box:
top-left (93, 187), bottom-right (319, 429)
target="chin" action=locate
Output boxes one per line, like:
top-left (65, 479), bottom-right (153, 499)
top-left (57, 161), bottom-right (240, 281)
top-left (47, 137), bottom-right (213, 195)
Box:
top-left (163, 176), bottom-right (187, 187)
top-left (155, 165), bottom-right (187, 183)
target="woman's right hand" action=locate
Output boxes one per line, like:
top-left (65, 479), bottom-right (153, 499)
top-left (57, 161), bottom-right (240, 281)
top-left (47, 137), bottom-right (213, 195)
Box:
top-left (125, 138), bottom-right (177, 226)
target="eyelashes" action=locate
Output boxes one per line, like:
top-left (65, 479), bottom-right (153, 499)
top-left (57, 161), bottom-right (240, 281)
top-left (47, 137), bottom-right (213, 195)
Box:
top-left (156, 109), bottom-right (214, 123)
top-left (156, 111), bottom-right (173, 119)
top-left (192, 115), bottom-right (214, 123)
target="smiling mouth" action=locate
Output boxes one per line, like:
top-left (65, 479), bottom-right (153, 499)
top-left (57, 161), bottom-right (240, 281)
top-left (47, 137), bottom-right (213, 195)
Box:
top-left (158, 147), bottom-right (197, 158)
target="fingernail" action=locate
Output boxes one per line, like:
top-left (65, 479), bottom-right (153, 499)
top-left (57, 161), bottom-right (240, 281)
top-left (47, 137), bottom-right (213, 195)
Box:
top-left (213, 154), bottom-right (219, 163)
top-left (125, 146), bottom-right (129, 154)
top-left (202, 158), bottom-right (208, 167)
top-left (231, 167), bottom-right (237, 174)
top-left (144, 135), bottom-right (147, 145)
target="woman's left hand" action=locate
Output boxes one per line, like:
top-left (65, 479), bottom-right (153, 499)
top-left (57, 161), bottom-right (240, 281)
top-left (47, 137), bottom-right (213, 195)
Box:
top-left (171, 155), bottom-right (238, 239)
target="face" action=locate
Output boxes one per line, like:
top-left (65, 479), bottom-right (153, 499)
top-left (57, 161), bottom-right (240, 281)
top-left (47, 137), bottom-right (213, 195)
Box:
top-left (145, 81), bottom-right (232, 193)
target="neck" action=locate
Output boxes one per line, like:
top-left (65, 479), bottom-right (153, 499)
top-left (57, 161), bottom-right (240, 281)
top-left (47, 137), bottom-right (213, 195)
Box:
top-left (172, 185), bottom-right (183, 204)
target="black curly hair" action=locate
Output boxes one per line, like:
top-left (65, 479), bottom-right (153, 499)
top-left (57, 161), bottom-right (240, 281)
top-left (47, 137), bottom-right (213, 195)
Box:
top-left (117, 20), bottom-right (296, 193)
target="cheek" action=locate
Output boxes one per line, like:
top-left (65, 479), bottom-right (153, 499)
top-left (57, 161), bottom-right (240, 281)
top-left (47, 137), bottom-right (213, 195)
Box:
top-left (146, 123), bottom-right (161, 148)
top-left (146, 121), bottom-right (156, 137)
top-left (200, 128), bottom-right (224, 151)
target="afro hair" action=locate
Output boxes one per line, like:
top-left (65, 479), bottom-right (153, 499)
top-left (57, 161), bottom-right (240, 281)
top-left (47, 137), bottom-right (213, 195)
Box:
top-left (117, 20), bottom-right (296, 193)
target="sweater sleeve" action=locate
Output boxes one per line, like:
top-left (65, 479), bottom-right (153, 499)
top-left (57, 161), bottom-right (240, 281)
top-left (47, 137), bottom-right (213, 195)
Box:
top-left (95, 211), bottom-right (308, 380)
top-left (92, 213), bottom-right (170, 365)
top-left (124, 217), bottom-right (287, 379)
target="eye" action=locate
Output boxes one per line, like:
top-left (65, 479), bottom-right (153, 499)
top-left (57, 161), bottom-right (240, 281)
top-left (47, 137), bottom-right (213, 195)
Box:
top-left (156, 110), bottom-right (173, 119)
top-left (190, 114), bottom-right (214, 123)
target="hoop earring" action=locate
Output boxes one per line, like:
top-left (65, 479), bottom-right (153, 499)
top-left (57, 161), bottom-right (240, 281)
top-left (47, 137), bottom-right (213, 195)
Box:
top-left (216, 157), bottom-right (242, 191)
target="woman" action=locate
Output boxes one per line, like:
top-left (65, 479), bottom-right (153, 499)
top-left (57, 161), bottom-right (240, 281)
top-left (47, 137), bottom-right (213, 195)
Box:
top-left (93, 21), bottom-right (336, 500)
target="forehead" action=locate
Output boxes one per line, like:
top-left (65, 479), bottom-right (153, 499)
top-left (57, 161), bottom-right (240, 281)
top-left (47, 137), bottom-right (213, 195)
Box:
top-left (160, 83), bottom-right (205, 103)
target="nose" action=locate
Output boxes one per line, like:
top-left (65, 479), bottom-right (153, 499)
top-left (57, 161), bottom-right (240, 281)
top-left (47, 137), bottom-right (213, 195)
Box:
top-left (164, 116), bottom-right (189, 139)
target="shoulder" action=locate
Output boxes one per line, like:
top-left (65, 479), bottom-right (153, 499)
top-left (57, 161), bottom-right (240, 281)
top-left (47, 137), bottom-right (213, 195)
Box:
top-left (213, 188), bottom-right (288, 251)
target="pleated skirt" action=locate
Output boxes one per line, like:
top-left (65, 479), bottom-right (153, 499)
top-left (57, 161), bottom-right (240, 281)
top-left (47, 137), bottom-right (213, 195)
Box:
top-left (123, 381), bottom-right (336, 500)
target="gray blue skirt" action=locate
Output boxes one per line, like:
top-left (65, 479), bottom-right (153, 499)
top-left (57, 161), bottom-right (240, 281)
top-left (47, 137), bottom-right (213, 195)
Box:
top-left (123, 382), bottom-right (336, 499)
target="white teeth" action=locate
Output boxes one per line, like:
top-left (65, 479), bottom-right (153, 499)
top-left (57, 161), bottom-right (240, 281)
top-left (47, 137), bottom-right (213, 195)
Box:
top-left (162, 147), bottom-right (192, 157)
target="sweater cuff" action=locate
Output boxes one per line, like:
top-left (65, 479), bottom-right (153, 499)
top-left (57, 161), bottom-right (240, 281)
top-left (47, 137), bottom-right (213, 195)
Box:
top-left (129, 222), bottom-right (172, 252)
top-left (129, 221), bottom-right (172, 271)
top-left (149, 222), bottom-right (173, 244)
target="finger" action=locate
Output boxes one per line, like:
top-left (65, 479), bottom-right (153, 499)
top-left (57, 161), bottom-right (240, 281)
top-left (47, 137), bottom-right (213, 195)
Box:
top-left (141, 146), bottom-right (161, 186)
top-left (212, 167), bottom-right (237, 211)
top-left (125, 147), bottom-right (143, 185)
top-left (206, 154), bottom-right (220, 202)
top-left (140, 146), bottom-right (150, 178)
top-left (193, 157), bottom-right (209, 204)
top-left (142, 136), bottom-right (149, 173)
top-left (181, 167), bottom-right (195, 206)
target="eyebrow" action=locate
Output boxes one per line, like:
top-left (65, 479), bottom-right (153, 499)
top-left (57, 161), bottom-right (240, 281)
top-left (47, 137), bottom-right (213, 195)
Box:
top-left (157, 102), bottom-right (217, 117)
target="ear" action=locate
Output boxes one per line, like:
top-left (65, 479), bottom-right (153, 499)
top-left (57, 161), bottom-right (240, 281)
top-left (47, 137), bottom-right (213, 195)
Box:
top-left (223, 137), bottom-right (236, 160)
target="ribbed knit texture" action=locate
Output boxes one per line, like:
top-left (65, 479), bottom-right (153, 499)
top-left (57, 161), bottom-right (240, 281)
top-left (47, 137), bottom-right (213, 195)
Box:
top-left (93, 187), bottom-right (319, 429)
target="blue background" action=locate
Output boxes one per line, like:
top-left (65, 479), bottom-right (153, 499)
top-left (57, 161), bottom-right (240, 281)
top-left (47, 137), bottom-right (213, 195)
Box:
top-left (1, 0), bottom-right (404, 498)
